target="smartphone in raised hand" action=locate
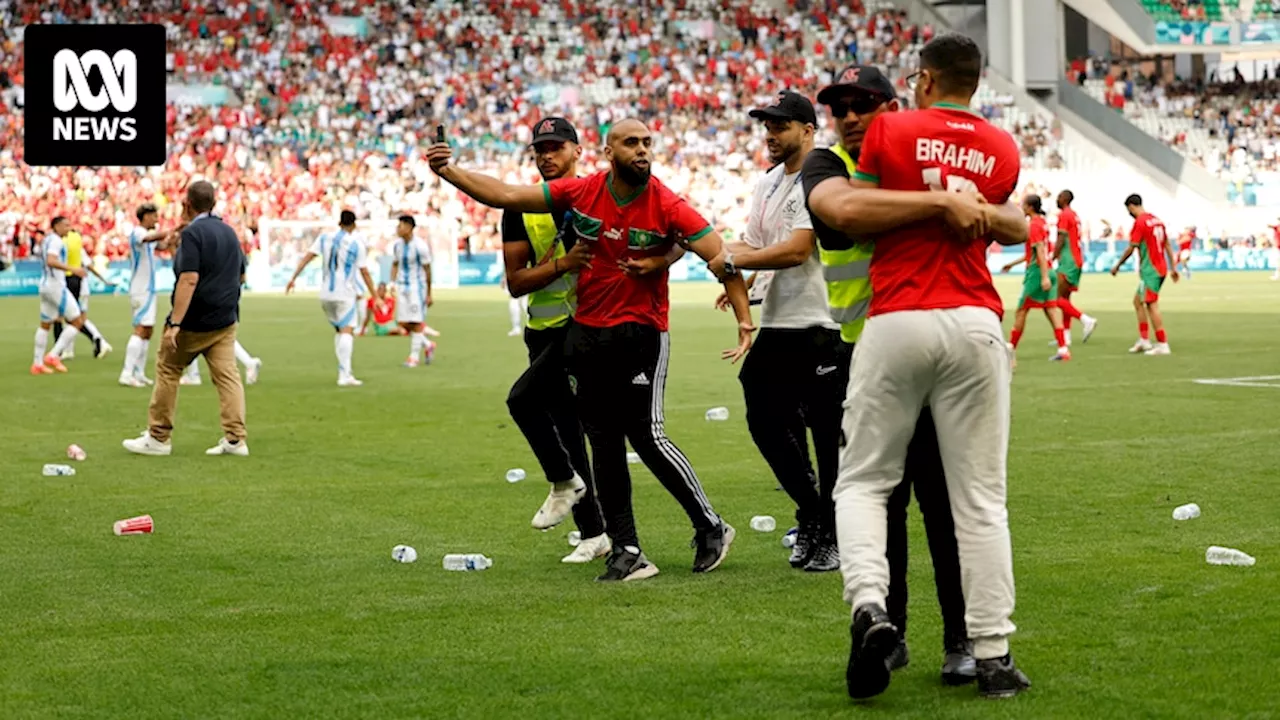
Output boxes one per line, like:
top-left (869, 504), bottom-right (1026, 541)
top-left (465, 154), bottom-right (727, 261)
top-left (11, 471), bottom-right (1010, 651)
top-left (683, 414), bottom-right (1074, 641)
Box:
top-left (435, 125), bottom-right (445, 144)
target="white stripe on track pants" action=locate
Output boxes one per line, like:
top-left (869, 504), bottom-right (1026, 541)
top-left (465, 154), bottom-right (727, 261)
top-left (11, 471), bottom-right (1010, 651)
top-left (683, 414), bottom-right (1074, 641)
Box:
top-left (833, 306), bottom-right (1017, 660)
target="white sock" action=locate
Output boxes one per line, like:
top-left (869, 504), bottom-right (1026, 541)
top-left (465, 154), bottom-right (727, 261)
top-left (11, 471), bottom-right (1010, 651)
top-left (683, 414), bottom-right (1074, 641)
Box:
top-left (1064, 329), bottom-right (1072, 345)
top-left (234, 340), bottom-right (253, 367)
top-left (124, 336), bottom-right (144, 376)
top-left (52, 326), bottom-right (79, 357)
top-left (409, 332), bottom-right (423, 360)
top-left (138, 338), bottom-right (151, 375)
top-left (508, 297), bottom-right (522, 331)
top-left (337, 333), bottom-right (354, 377)
top-left (184, 360), bottom-right (201, 380)
top-left (356, 303), bottom-right (368, 329)
top-left (83, 319), bottom-right (104, 342)
top-left (34, 327), bottom-right (48, 365)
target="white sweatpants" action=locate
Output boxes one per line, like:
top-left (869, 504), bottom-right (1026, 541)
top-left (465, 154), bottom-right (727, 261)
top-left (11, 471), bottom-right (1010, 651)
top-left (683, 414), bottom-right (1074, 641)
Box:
top-left (834, 306), bottom-right (1016, 659)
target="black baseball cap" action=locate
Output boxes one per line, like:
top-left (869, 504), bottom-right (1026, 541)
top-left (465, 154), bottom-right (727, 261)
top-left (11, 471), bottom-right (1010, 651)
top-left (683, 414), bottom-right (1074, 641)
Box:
top-left (531, 117), bottom-right (579, 145)
top-left (817, 65), bottom-right (898, 105)
top-left (748, 91), bottom-right (818, 126)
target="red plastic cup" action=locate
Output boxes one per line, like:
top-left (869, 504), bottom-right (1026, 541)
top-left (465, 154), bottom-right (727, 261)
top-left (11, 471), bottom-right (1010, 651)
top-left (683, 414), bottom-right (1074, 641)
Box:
top-left (113, 515), bottom-right (154, 536)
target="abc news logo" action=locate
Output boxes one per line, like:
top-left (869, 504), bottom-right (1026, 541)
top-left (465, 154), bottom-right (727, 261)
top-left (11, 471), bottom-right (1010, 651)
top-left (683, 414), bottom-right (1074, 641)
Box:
top-left (24, 24), bottom-right (166, 166)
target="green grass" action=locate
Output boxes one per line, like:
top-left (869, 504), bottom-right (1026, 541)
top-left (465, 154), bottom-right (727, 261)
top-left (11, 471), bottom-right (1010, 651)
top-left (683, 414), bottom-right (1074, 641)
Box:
top-left (2, 274), bottom-right (1278, 719)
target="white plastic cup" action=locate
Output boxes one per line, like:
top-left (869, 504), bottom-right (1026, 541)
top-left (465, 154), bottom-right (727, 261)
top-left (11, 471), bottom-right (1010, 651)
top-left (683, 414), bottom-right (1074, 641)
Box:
top-left (505, 468), bottom-right (526, 483)
top-left (750, 515), bottom-right (777, 532)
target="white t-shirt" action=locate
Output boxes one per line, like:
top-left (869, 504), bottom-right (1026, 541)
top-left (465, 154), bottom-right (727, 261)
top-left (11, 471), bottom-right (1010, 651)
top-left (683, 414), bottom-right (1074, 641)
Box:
top-left (742, 163), bottom-right (836, 330)
top-left (308, 230), bottom-right (368, 302)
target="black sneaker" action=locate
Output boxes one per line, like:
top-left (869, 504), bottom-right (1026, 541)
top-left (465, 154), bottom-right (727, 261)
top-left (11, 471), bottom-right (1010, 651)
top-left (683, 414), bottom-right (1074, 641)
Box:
top-left (803, 539), bottom-right (840, 572)
top-left (941, 634), bottom-right (977, 686)
top-left (788, 524), bottom-right (816, 568)
top-left (886, 640), bottom-right (909, 672)
top-left (691, 521), bottom-right (735, 573)
top-left (595, 546), bottom-right (659, 583)
top-left (976, 654), bottom-right (1030, 699)
top-left (846, 603), bottom-right (899, 699)
top-left (93, 336), bottom-right (104, 358)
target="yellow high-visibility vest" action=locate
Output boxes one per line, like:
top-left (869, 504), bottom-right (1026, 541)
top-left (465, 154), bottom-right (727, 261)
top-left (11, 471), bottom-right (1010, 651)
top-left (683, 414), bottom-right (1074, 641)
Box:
top-left (819, 145), bottom-right (874, 344)
top-left (523, 213), bottom-right (575, 330)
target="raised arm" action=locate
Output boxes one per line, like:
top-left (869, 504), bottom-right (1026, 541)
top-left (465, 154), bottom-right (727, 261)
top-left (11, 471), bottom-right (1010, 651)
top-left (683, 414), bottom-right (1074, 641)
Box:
top-left (427, 142), bottom-right (553, 213)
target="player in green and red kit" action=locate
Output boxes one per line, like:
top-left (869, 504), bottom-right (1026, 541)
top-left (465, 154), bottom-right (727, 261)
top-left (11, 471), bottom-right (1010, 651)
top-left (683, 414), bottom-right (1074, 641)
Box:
top-left (428, 118), bottom-right (754, 583)
top-left (360, 283), bottom-right (405, 336)
top-left (1051, 190), bottom-right (1097, 346)
top-left (1001, 195), bottom-right (1069, 361)
top-left (1111, 194), bottom-right (1179, 355)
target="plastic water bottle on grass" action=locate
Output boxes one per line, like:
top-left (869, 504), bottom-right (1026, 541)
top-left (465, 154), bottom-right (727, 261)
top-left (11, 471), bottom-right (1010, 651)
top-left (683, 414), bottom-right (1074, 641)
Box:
top-left (1205, 547), bottom-right (1255, 567)
top-left (505, 469), bottom-right (526, 483)
top-left (705, 407), bottom-right (729, 421)
top-left (1172, 503), bottom-right (1201, 520)
top-left (782, 527), bottom-right (798, 549)
top-left (443, 554), bottom-right (493, 571)
top-left (750, 515), bottom-right (776, 532)
top-left (42, 464), bottom-right (75, 476)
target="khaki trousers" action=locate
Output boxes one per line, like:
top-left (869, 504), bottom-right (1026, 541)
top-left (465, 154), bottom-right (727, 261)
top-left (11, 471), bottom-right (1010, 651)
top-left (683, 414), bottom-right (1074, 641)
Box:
top-left (148, 324), bottom-right (247, 444)
top-left (834, 307), bottom-right (1015, 660)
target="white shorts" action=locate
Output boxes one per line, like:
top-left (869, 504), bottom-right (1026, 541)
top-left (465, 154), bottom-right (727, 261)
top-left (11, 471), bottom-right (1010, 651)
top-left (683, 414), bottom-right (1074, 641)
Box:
top-left (131, 293), bottom-right (158, 327)
top-left (321, 299), bottom-right (358, 329)
top-left (40, 288), bottom-right (82, 323)
top-left (396, 295), bottom-right (425, 325)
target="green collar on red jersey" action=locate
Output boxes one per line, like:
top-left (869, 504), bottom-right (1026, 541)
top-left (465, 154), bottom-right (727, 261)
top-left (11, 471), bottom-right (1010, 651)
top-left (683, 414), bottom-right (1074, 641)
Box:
top-left (606, 172), bottom-right (648, 207)
top-left (933, 102), bottom-right (981, 116)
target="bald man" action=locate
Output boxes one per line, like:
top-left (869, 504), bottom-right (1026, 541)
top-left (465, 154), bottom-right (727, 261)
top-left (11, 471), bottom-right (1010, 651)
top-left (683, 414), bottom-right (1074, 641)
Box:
top-left (430, 119), bottom-right (754, 581)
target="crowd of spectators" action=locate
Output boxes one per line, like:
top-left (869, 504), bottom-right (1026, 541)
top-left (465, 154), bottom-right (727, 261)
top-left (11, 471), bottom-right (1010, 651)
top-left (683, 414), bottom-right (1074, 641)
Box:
top-left (0, 0), bottom-right (1081, 271)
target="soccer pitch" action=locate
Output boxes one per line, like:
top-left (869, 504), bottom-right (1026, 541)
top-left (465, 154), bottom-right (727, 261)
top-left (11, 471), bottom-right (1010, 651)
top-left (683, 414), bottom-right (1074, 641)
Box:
top-left (2, 274), bottom-right (1277, 719)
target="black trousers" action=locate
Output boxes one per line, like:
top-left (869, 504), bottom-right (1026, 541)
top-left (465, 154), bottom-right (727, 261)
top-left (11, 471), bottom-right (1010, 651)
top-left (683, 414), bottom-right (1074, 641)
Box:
top-left (884, 407), bottom-right (968, 643)
top-left (506, 324), bottom-right (605, 539)
top-left (565, 321), bottom-right (720, 550)
top-left (738, 326), bottom-right (847, 535)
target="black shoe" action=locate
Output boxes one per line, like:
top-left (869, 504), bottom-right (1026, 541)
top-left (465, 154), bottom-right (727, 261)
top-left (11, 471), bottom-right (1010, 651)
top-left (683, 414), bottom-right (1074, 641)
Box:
top-left (595, 546), bottom-right (659, 583)
top-left (803, 539), bottom-right (840, 572)
top-left (846, 603), bottom-right (899, 699)
top-left (941, 635), bottom-right (977, 686)
top-left (976, 654), bottom-right (1031, 699)
top-left (691, 521), bottom-right (735, 573)
top-left (788, 525), bottom-right (815, 568)
top-left (886, 640), bottom-right (909, 672)
top-left (93, 336), bottom-right (104, 358)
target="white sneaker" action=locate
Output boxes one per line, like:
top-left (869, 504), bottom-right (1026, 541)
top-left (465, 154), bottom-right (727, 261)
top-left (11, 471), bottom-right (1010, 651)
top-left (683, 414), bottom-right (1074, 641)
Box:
top-left (1081, 316), bottom-right (1099, 343)
top-left (1128, 340), bottom-right (1153, 354)
top-left (60, 348), bottom-right (75, 360)
top-left (1144, 343), bottom-right (1171, 356)
top-left (531, 474), bottom-right (587, 530)
top-left (180, 374), bottom-right (202, 386)
top-left (95, 339), bottom-right (113, 359)
top-left (507, 328), bottom-right (522, 337)
top-left (135, 371), bottom-right (154, 386)
top-left (563, 533), bottom-right (611, 564)
top-left (338, 376), bottom-right (364, 387)
top-left (206, 438), bottom-right (249, 456)
top-left (118, 375), bottom-right (146, 388)
top-left (122, 432), bottom-right (172, 456)
top-left (423, 325), bottom-right (442, 337)
top-left (245, 358), bottom-right (262, 385)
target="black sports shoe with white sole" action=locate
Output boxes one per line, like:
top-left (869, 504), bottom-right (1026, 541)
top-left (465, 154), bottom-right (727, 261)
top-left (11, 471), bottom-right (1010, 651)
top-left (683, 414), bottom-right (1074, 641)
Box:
top-left (976, 654), bottom-right (1031, 698)
top-left (691, 522), bottom-right (735, 573)
top-left (595, 546), bottom-right (659, 583)
top-left (803, 538), bottom-right (840, 572)
top-left (846, 603), bottom-right (899, 699)
top-left (788, 524), bottom-right (816, 568)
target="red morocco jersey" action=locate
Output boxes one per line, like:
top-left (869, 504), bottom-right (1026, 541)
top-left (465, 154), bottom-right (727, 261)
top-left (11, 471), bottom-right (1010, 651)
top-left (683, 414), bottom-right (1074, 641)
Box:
top-left (1057, 206), bottom-right (1083, 266)
top-left (544, 171), bottom-right (713, 330)
top-left (853, 103), bottom-right (1021, 319)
